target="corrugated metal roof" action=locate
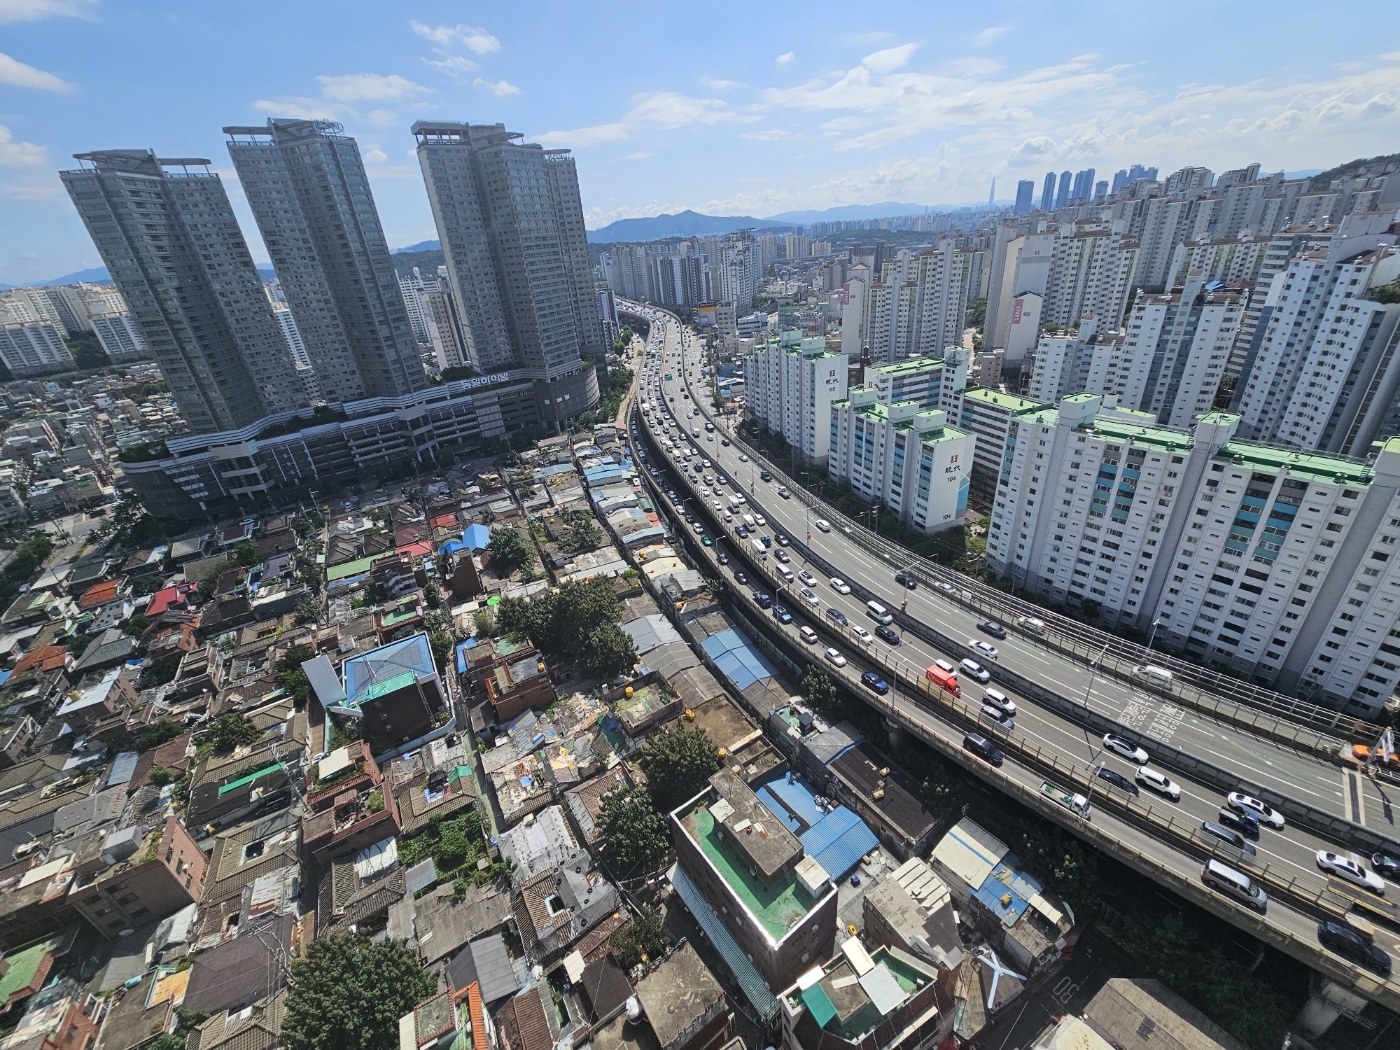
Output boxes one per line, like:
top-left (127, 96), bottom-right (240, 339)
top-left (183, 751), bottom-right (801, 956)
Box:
top-left (671, 863), bottom-right (778, 1020)
top-left (106, 751), bottom-right (140, 787)
top-left (800, 807), bottom-right (879, 879)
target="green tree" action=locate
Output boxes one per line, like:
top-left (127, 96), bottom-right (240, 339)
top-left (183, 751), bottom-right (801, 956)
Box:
top-left (134, 719), bottom-right (184, 750)
top-left (473, 609), bottom-right (496, 637)
top-left (146, 1009), bottom-right (208, 1050)
top-left (206, 713), bottom-right (261, 753)
top-left (277, 645), bottom-right (314, 707)
top-left (1014, 820), bottom-right (1101, 915)
top-left (65, 331), bottom-right (111, 371)
top-left (598, 786), bottom-right (669, 872)
top-left (488, 526), bottom-right (534, 573)
top-left (231, 540), bottom-right (260, 567)
top-left (147, 764), bottom-right (177, 787)
top-left (283, 934), bottom-right (435, 1050)
top-left (965, 297), bottom-right (987, 331)
top-left (580, 621), bottom-right (637, 680)
top-left (801, 667), bottom-right (840, 718)
top-left (610, 906), bottom-right (669, 970)
top-left (124, 613), bottom-right (149, 639)
top-left (640, 727), bottom-right (719, 814)
top-left (561, 517), bottom-right (602, 554)
top-left (293, 597), bottom-right (320, 624)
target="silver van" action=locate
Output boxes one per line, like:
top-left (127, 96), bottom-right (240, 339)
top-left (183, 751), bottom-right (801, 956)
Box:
top-left (1133, 664), bottom-right (1174, 686)
top-left (866, 600), bottom-right (893, 626)
top-left (1201, 859), bottom-right (1267, 912)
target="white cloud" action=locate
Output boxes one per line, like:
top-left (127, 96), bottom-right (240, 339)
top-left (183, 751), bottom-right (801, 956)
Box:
top-left (624, 152), bottom-right (652, 161)
top-left (861, 43), bottom-right (919, 75)
top-left (316, 73), bottom-right (429, 102)
top-left (848, 31), bottom-right (892, 45)
top-left (741, 128), bottom-right (803, 142)
top-left (975, 26), bottom-right (1008, 47)
top-left (254, 96), bottom-right (338, 121)
top-left (0, 123), bottom-right (45, 166)
top-left (0, 0), bottom-right (95, 23)
top-left (410, 21), bottom-right (501, 56)
top-left (0, 52), bottom-right (72, 92)
top-left (541, 90), bottom-right (758, 148)
top-left (700, 76), bottom-right (744, 91)
top-left (426, 53), bottom-right (477, 76)
top-left (366, 108), bottom-right (398, 127)
top-left (775, 51), bottom-right (796, 65)
top-left (474, 77), bottom-right (520, 97)
top-left (364, 146), bottom-right (388, 164)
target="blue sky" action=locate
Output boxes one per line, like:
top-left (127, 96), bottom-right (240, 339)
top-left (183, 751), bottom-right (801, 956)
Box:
top-left (2, 0), bottom-right (1399, 284)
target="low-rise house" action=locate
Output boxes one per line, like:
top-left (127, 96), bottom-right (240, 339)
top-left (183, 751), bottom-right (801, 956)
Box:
top-left (301, 742), bottom-right (399, 866)
top-left (68, 809), bottom-right (208, 938)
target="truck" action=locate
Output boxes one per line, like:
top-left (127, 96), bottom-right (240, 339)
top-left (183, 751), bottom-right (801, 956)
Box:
top-left (1041, 780), bottom-right (1092, 819)
top-left (925, 665), bottom-right (961, 697)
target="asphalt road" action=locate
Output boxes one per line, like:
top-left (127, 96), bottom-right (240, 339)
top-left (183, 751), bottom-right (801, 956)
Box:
top-left (626, 307), bottom-right (1400, 1002)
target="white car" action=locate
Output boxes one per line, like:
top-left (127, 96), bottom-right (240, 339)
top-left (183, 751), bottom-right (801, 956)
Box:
top-left (738, 454), bottom-right (749, 462)
top-left (799, 587), bottom-right (820, 607)
top-left (799, 626), bottom-right (819, 644)
top-left (960, 658), bottom-right (991, 683)
top-left (798, 570), bottom-right (818, 587)
top-left (824, 648), bottom-right (847, 668)
top-left (1102, 733), bottom-right (1149, 764)
top-left (983, 688), bottom-right (1017, 716)
top-left (814, 519), bottom-right (832, 533)
top-left (1227, 792), bottom-right (1285, 829)
top-left (1317, 851), bottom-right (1386, 894)
top-left (1135, 766), bottom-right (1181, 801)
top-left (830, 577), bottom-right (852, 595)
top-left (850, 625), bottom-right (873, 644)
top-left (754, 515), bottom-right (767, 527)
top-left (968, 640), bottom-right (999, 660)
top-left (934, 658), bottom-right (956, 674)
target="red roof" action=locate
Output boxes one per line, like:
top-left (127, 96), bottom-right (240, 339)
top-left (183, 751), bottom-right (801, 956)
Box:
top-left (11, 644), bottom-right (69, 677)
top-left (78, 579), bottom-right (120, 609)
top-left (147, 582), bottom-right (198, 617)
top-left (396, 540), bottom-right (433, 559)
top-left (430, 512), bottom-right (459, 530)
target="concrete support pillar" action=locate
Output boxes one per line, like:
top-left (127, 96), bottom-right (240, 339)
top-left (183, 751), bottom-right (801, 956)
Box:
top-left (1294, 978), bottom-right (1368, 1038)
top-left (883, 717), bottom-right (905, 752)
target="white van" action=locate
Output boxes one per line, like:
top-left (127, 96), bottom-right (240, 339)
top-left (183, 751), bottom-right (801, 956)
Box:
top-left (1201, 859), bottom-right (1267, 912)
top-left (728, 495), bottom-right (743, 510)
top-left (1133, 664), bottom-right (1174, 686)
top-left (865, 600), bottom-right (893, 626)
top-left (742, 514), bottom-right (756, 528)
top-left (751, 539), bottom-right (768, 560)
top-left (1016, 616), bottom-right (1048, 636)
top-left (776, 565), bottom-right (794, 583)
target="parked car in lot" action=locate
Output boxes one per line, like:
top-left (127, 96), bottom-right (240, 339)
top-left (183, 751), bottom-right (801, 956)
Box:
top-left (960, 658), bottom-right (991, 683)
top-left (1135, 767), bottom-right (1181, 801)
top-left (1092, 765), bottom-right (1139, 796)
top-left (860, 672), bottom-right (890, 695)
top-left (1317, 921), bottom-right (1392, 977)
top-left (1317, 851), bottom-right (1386, 894)
top-left (962, 732), bottom-right (1003, 767)
top-left (1227, 792), bottom-right (1285, 829)
top-left (1102, 733), bottom-right (1149, 764)
top-left (977, 620), bottom-right (1007, 639)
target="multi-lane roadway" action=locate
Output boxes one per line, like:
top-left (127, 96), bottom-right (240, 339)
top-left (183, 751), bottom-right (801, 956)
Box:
top-left (624, 304), bottom-right (1400, 1004)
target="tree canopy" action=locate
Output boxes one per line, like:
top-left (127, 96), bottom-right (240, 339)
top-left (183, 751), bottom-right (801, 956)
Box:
top-left (488, 526), bottom-right (534, 573)
top-left (610, 906), bottom-right (669, 970)
top-left (639, 727), bottom-right (718, 814)
top-left (497, 578), bottom-right (634, 678)
top-left (283, 934), bottom-right (435, 1050)
top-left (800, 667), bottom-right (839, 718)
top-left (598, 786), bottom-right (669, 872)
top-left (205, 712), bottom-right (262, 753)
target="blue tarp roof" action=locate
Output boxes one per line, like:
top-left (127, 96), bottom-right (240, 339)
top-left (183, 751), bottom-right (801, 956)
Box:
top-left (439, 539), bottom-right (469, 556)
top-left (754, 787), bottom-right (804, 833)
top-left (343, 632), bottom-right (436, 707)
top-left (700, 629), bottom-right (779, 691)
top-left (763, 776), bottom-right (825, 828)
top-left (454, 637), bottom-right (480, 675)
top-left (463, 523), bottom-right (491, 551)
top-left (974, 857), bottom-right (1044, 928)
top-left (801, 807), bottom-right (878, 880)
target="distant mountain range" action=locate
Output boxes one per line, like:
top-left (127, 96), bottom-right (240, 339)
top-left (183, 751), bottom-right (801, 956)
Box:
top-left (765, 202), bottom-right (939, 223)
top-left (588, 209), bottom-right (796, 243)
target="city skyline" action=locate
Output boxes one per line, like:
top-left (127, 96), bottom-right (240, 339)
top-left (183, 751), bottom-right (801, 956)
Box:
top-left (1, 1), bottom-right (1398, 283)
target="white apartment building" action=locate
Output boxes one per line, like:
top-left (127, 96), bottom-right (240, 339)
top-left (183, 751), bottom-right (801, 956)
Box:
top-left (746, 332), bottom-right (848, 466)
top-left (1165, 235), bottom-right (1270, 291)
top-left (987, 393), bottom-right (1400, 714)
top-left (89, 311), bottom-right (149, 362)
top-left (0, 320), bottom-right (75, 377)
top-left (957, 387), bottom-right (1056, 497)
top-left (1026, 319), bottom-right (1127, 404)
top-left (863, 356), bottom-right (947, 411)
top-left (854, 245), bottom-right (968, 364)
top-left (828, 391), bottom-right (974, 534)
top-left (1236, 229), bottom-right (1400, 455)
top-left (1041, 224), bottom-right (1140, 333)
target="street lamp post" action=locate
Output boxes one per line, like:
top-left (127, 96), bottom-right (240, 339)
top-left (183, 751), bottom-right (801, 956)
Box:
top-left (1081, 642), bottom-right (1110, 711)
top-left (1147, 618), bottom-right (1162, 650)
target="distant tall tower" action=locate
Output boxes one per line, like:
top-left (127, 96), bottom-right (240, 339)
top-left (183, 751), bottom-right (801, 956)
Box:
top-left (1014, 180), bottom-right (1035, 216)
top-left (60, 149), bottom-right (302, 434)
top-left (413, 121), bottom-right (603, 423)
top-left (1055, 170), bottom-right (1072, 209)
top-left (988, 178), bottom-right (996, 208)
top-left (1041, 172), bottom-right (1057, 211)
top-left (225, 118), bottom-right (426, 402)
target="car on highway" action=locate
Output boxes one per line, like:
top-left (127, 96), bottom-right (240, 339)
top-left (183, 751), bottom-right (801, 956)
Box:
top-left (1135, 767), bottom-right (1182, 801)
top-left (773, 605), bottom-right (794, 626)
top-left (962, 732), bottom-right (1003, 767)
top-left (933, 658), bottom-right (956, 674)
top-left (1092, 765), bottom-right (1139, 796)
top-left (752, 591), bottom-right (773, 609)
top-left (850, 625), bottom-right (873, 645)
top-left (775, 533), bottom-right (790, 546)
top-left (721, 438), bottom-right (730, 446)
top-left (1375, 853), bottom-right (1400, 881)
top-left (716, 550), bottom-right (729, 565)
top-left (799, 587), bottom-right (819, 607)
top-left (977, 620), bottom-right (1007, 639)
top-left (815, 519), bottom-right (832, 533)
top-left (754, 514), bottom-right (767, 527)
top-left (1216, 807), bottom-right (1260, 839)
top-left (1227, 792), bottom-right (1285, 829)
top-left (758, 534), bottom-right (772, 549)
top-left (968, 640), bottom-right (999, 660)
top-left (774, 549), bottom-right (791, 563)
top-left (777, 486), bottom-right (790, 498)
top-left (861, 672), bottom-right (890, 695)
top-left (738, 453), bottom-right (749, 462)
top-left (736, 525), bottom-right (749, 538)
top-left (1102, 734), bottom-right (1149, 764)
top-left (933, 581), bottom-right (956, 595)
top-left (734, 571), bottom-right (749, 586)
top-left (700, 535), bottom-right (713, 547)
top-left (960, 658), bottom-right (991, 683)
top-left (830, 577), bottom-right (852, 595)
top-left (1317, 921), bottom-right (1392, 977)
top-left (875, 625), bottom-right (900, 645)
top-left (1317, 851), bottom-right (1386, 894)
top-left (798, 570), bottom-right (818, 587)
top-left (895, 571), bottom-right (917, 589)
top-left (799, 626), bottom-right (819, 644)
top-left (981, 704), bottom-right (1015, 730)
top-left (826, 608), bottom-right (848, 627)
top-left (824, 648), bottom-right (847, 668)
top-left (982, 688), bottom-right (1017, 716)
top-left (1201, 859), bottom-right (1267, 913)
top-left (1200, 821), bottom-right (1256, 856)
top-left (716, 476), bottom-right (728, 486)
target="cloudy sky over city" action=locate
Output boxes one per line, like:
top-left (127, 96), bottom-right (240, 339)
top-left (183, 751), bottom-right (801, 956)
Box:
top-left (2, 0), bottom-right (1399, 283)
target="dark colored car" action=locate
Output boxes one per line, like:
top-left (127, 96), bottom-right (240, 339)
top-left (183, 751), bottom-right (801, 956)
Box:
top-left (759, 470), bottom-right (772, 482)
top-left (753, 592), bottom-right (774, 610)
top-left (977, 620), bottom-right (1008, 639)
top-left (775, 534), bottom-right (790, 546)
top-left (894, 571), bottom-right (918, 590)
top-left (860, 671), bottom-right (890, 695)
top-left (875, 625), bottom-right (900, 645)
top-left (734, 571), bottom-right (749, 586)
top-left (1216, 807), bottom-right (1260, 839)
top-left (1374, 852), bottom-right (1400, 881)
top-left (1200, 822), bottom-right (1256, 856)
top-left (773, 605), bottom-right (793, 625)
top-left (1092, 765), bottom-right (1140, 797)
top-left (736, 525), bottom-right (749, 538)
top-left (716, 551), bottom-right (729, 565)
top-left (774, 549), bottom-right (791, 563)
top-left (1317, 921), bottom-right (1392, 977)
top-left (962, 732), bottom-right (1003, 767)
top-left (826, 608), bottom-right (848, 627)
top-left (758, 535), bottom-right (772, 549)
top-left (721, 438), bottom-right (730, 445)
